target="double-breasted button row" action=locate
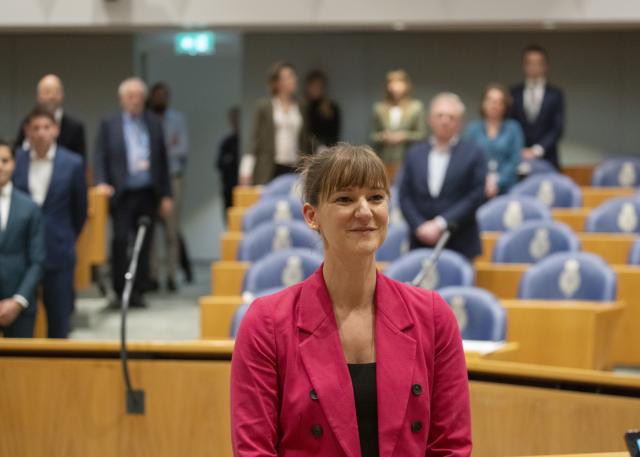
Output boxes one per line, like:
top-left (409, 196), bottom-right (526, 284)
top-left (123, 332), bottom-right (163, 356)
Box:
top-left (411, 384), bottom-right (422, 396)
top-left (411, 421), bottom-right (423, 433)
top-left (309, 389), bottom-right (318, 401)
top-left (311, 424), bottom-right (323, 438)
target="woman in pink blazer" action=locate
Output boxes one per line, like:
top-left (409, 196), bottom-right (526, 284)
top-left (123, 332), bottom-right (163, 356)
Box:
top-left (231, 144), bottom-right (471, 457)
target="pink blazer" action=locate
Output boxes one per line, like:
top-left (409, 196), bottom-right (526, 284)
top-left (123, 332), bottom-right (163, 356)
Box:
top-left (231, 267), bottom-right (471, 457)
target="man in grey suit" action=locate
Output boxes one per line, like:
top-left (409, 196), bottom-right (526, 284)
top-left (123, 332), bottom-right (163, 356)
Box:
top-left (0, 140), bottom-right (45, 338)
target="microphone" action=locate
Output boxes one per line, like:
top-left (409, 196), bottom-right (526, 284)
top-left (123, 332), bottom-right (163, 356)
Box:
top-left (410, 222), bottom-right (457, 287)
top-left (119, 215), bottom-right (152, 415)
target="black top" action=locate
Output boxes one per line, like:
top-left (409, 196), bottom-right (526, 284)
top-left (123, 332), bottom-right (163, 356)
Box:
top-left (306, 99), bottom-right (341, 149)
top-left (347, 362), bottom-right (379, 457)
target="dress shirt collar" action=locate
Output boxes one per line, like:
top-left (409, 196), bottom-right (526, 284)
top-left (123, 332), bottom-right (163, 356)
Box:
top-left (526, 78), bottom-right (546, 89)
top-left (429, 135), bottom-right (459, 154)
top-left (123, 111), bottom-right (144, 123)
top-left (54, 108), bottom-right (63, 124)
top-left (30, 144), bottom-right (56, 161)
top-left (0, 182), bottom-right (12, 198)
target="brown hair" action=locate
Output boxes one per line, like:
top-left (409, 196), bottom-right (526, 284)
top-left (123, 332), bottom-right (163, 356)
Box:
top-left (299, 143), bottom-right (390, 207)
top-left (267, 61), bottom-right (296, 95)
top-left (480, 83), bottom-right (513, 119)
top-left (385, 69), bottom-right (412, 102)
top-left (26, 105), bottom-right (56, 125)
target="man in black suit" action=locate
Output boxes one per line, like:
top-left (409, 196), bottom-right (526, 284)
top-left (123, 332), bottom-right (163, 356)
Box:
top-left (217, 107), bottom-right (240, 213)
top-left (94, 77), bottom-right (173, 308)
top-left (510, 44), bottom-right (565, 169)
top-left (399, 93), bottom-right (487, 259)
top-left (15, 74), bottom-right (86, 162)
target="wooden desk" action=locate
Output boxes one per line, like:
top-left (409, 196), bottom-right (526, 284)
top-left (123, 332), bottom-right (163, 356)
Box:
top-left (74, 188), bottom-right (109, 290)
top-left (563, 165), bottom-right (595, 186)
top-left (227, 206), bottom-right (245, 232)
top-left (552, 208), bottom-right (591, 232)
top-left (478, 232), bottom-right (636, 264)
top-left (232, 185), bottom-right (262, 208)
top-left (520, 453), bottom-right (627, 456)
top-left (220, 231), bottom-right (243, 261)
top-left (581, 186), bottom-right (635, 208)
top-left (476, 262), bottom-right (640, 366)
top-left (211, 260), bottom-right (249, 295)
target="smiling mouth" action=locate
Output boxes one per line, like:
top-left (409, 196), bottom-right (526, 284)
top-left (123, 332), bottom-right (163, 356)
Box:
top-left (348, 227), bottom-right (377, 232)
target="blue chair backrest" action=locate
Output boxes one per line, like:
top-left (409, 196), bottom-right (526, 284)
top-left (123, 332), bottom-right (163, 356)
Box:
top-left (629, 239), bottom-right (640, 265)
top-left (476, 195), bottom-right (551, 232)
top-left (510, 173), bottom-right (582, 208)
top-left (384, 248), bottom-right (475, 290)
top-left (238, 220), bottom-right (321, 262)
top-left (243, 248), bottom-right (324, 294)
top-left (243, 195), bottom-right (304, 232)
top-left (585, 197), bottom-right (640, 233)
top-left (438, 286), bottom-right (507, 341)
top-left (230, 286), bottom-right (284, 338)
top-left (592, 158), bottom-right (640, 187)
top-left (376, 223), bottom-right (410, 262)
top-left (492, 220), bottom-right (580, 263)
top-left (260, 173), bottom-right (301, 199)
top-left (518, 159), bottom-right (558, 177)
top-left (518, 252), bottom-right (616, 301)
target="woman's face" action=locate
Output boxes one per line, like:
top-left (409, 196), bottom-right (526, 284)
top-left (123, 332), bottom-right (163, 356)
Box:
top-left (482, 88), bottom-right (507, 121)
top-left (387, 78), bottom-right (408, 101)
top-left (304, 186), bottom-right (389, 259)
top-left (306, 79), bottom-right (325, 101)
top-left (276, 67), bottom-right (298, 97)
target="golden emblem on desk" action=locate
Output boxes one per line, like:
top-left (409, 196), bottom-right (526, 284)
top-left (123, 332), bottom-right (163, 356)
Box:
top-left (502, 200), bottom-right (524, 229)
top-left (536, 180), bottom-right (555, 207)
top-left (450, 295), bottom-right (468, 333)
top-left (559, 258), bottom-right (581, 298)
top-left (273, 200), bottom-right (293, 223)
top-left (529, 228), bottom-right (551, 260)
top-left (617, 202), bottom-right (638, 233)
top-left (281, 255), bottom-right (304, 286)
top-left (618, 161), bottom-right (636, 186)
top-left (272, 225), bottom-right (292, 251)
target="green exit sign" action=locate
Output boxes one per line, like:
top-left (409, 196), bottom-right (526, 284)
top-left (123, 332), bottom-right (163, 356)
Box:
top-left (175, 32), bottom-right (215, 56)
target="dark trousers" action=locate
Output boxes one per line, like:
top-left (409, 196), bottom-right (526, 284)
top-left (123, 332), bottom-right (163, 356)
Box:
top-left (1, 304), bottom-right (36, 338)
top-left (111, 188), bottom-right (157, 297)
top-left (43, 267), bottom-right (75, 338)
top-left (272, 164), bottom-right (296, 180)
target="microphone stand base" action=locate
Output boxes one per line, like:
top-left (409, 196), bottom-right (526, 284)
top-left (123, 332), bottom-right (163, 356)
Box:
top-left (126, 389), bottom-right (146, 415)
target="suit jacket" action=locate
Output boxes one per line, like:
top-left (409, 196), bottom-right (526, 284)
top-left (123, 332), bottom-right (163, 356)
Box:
top-left (399, 139), bottom-right (487, 259)
top-left (248, 98), bottom-right (312, 185)
top-left (93, 111), bottom-right (172, 206)
top-left (0, 187), bottom-right (45, 309)
top-left (14, 146), bottom-right (88, 271)
top-left (370, 99), bottom-right (427, 165)
top-left (510, 83), bottom-right (565, 169)
top-left (15, 113), bottom-right (87, 162)
top-left (231, 268), bottom-right (471, 457)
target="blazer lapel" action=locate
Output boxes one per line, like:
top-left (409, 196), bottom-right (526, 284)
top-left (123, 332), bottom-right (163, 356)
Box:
top-left (438, 142), bottom-right (460, 197)
top-left (535, 85), bottom-right (552, 125)
top-left (13, 150), bottom-right (30, 195)
top-left (0, 191), bottom-right (19, 248)
top-left (297, 268), bottom-right (361, 457)
top-left (375, 273), bottom-right (416, 457)
top-left (42, 146), bottom-right (60, 210)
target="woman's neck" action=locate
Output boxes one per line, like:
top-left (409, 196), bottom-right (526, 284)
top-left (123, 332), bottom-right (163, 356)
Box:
top-left (323, 254), bottom-right (377, 311)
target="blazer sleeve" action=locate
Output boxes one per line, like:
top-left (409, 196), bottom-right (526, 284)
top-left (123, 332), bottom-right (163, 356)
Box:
top-left (71, 159), bottom-right (88, 238)
top-left (155, 121), bottom-right (172, 199)
top-left (440, 147), bottom-right (487, 226)
top-left (399, 148), bottom-right (428, 230)
top-left (16, 206), bottom-right (45, 302)
top-left (369, 104), bottom-right (386, 145)
top-left (230, 298), bottom-right (279, 457)
top-left (500, 122), bottom-right (524, 192)
top-left (93, 119), bottom-right (109, 185)
top-left (426, 292), bottom-right (472, 456)
top-left (74, 122), bottom-right (87, 162)
top-left (404, 101), bottom-right (427, 142)
top-left (538, 88), bottom-right (565, 153)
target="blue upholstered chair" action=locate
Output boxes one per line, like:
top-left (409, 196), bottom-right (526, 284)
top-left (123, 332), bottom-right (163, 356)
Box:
top-left (376, 223), bottom-right (410, 262)
top-left (492, 220), bottom-right (580, 263)
top-left (238, 220), bottom-right (321, 262)
top-left (628, 239), bottom-right (640, 265)
top-left (438, 286), bottom-right (507, 341)
top-left (384, 248), bottom-right (474, 290)
top-left (585, 197), bottom-right (640, 233)
top-left (518, 158), bottom-right (558, 177)
top-left (518, 252), bottom-right (616, 301)
top-left (510, 173), bottom-right (582, 208)
top-left (242, 248), bottom-right (323, 295)
top-left (476, 195), bottom-right (551, 232)
top-left (230, 286), bottom-right (284, 338)
top-left (260, 173), bottom-right (302, 199)
top-left (242, 195), bottom-right (304, 232)
top-left (592, 158), bottom-right (640, 187)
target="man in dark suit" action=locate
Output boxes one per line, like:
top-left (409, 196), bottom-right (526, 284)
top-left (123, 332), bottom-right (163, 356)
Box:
top-left (15, 74), bottom-right (87, 162)
top-left (510, 44), bottom-right (565, 169)
top-left (94, 77), bottom-right (173, 308)
top-left (0, 140), bottom-right (46, 338)
top-left (217, 106), bottom-right (240, 213)
top-left (399, 93), bottom-right (487, 259)
top-left (14, 106), bottom-right (88, 338)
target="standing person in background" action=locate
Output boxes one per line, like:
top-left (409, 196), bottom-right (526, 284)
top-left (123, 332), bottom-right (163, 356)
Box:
top-left (147, 82), bottom-right (191, 291)
top-left (303, 69), bottom-right (341, 152)
top-left (14, 107), bottom-right (88, 338)
top-left (510, 44), bottom-right (565, 169)
top-left (465, 83), bottom-right (524, 197)
top-left (94, 77), bottom-right (173, 309)
top-left (399, 93), bottom-right (486, 260)
top-left (370, 69), bottom-right (426, 180)
top-left (15, 74), bottom-right (87, 163)
top-left (239, 61), bottom-right (311, 185)
top-left (217, 107), bottom-right (240, 214)
top-left (0, 140), bottom-right (45, 338)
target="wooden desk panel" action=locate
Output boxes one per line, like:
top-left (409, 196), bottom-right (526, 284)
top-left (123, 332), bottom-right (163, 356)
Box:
top-left (563, 165), bottom-right (595, 186)
top-left (552, 208), bottom-right (591, 232)
top-left (200, 295), bottom-right (245, 338)
top-left (220, 232), bottom-right (243, 261)
top-left (232, 186), bottom-right (262, 208)
top-left (211, 261), bottom-right (249, 295)
top-left (581, 187), bottom-right (635, 208)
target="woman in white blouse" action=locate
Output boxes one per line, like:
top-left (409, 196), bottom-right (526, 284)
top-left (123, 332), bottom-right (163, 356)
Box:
top-left (240, 61), bottom-right (311, 185)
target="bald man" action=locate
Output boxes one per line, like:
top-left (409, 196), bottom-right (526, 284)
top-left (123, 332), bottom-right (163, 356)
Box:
top-left (94, 77), bottom-right (172, 308)
top-left (15, 74), bottom-right (86, 162)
